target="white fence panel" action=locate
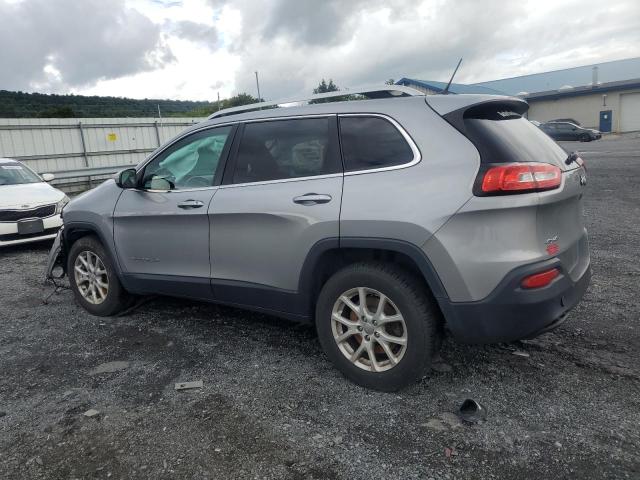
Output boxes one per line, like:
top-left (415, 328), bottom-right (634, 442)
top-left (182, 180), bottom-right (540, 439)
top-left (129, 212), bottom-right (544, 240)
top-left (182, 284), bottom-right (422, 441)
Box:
top-left (0, 117), bottom-right (204, 192)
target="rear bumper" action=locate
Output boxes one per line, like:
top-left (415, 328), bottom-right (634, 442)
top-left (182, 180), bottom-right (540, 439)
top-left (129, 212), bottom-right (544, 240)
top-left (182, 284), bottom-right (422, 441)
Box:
top-left (440, 258), bottom-right (591, 344)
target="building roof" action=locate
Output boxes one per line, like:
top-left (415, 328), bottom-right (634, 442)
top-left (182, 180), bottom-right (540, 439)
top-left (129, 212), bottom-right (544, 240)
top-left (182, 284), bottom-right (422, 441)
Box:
top-left (524, 78), bottom-right (640, 101)
top-left (471, 57), bottom-right (640, 95)
top-left (395, 78), bottom-right (505, 95)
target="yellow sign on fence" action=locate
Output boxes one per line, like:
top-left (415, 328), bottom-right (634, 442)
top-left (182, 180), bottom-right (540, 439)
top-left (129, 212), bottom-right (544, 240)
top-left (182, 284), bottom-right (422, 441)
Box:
top-left (107, 133), bottom-right (117, 142)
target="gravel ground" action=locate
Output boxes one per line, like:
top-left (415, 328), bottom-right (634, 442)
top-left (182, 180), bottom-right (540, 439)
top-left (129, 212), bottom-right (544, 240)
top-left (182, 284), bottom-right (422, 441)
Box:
top-left (1, 135), bottom-right (639, 479)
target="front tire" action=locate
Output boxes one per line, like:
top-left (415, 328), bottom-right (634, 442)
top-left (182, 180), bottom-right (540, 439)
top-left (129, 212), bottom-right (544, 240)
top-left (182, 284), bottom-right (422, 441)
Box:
top-left (315, 263), bottom-right (440, 391)
top-left (580, 133), bottom-right (591, 142)
top-left (67, 235), bottom-right (132, 316)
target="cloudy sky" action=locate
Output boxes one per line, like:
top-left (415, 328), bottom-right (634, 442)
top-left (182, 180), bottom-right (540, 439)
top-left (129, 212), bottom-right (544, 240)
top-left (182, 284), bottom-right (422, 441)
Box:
top-left (1, 0), bottom-right (639, 101)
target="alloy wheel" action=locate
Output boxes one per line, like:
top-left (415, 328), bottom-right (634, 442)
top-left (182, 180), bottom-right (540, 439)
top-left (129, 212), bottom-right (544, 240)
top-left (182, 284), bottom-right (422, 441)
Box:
top-left (331, 287), bottom-right (407, 372)
top-left (74, 250), bottom-right (109, 305)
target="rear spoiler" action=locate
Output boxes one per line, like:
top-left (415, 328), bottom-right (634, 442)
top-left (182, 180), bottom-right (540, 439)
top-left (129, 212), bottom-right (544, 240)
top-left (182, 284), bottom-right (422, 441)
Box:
top-left (426, 96), bottom-right (529, 137)
top-left (425, 94), bottom-right (528, 116)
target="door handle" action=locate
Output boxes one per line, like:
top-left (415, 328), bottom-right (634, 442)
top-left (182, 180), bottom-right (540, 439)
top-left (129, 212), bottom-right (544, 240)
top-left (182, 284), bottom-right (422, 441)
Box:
top-left (293, 193), bottom-right (332, 205)
top-left (177, 199), bottom-right (205, 209)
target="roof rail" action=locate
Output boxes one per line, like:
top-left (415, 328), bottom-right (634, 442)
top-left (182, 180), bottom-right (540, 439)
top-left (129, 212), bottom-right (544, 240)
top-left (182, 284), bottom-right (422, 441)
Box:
top-left (208, 85), bottom-right (424, 119)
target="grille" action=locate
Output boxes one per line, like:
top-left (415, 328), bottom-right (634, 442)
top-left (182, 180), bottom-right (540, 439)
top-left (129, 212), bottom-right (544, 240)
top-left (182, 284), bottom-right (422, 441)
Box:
top-left (0, 204), bottom-right (56, 222)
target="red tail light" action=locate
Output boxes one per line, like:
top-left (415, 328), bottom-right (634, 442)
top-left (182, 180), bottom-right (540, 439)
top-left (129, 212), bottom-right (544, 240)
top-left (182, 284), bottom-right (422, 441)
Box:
top-left (521, 268), bottom-right (560, 289)
top-left (480, 163), bottom-right (562, 194)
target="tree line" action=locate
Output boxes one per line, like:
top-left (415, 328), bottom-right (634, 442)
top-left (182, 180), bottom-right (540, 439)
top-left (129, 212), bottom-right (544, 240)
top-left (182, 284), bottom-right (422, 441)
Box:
top-left (0, 90), bottom-right (260, 118)
top-left (0, 79), bottom-right (396, 118)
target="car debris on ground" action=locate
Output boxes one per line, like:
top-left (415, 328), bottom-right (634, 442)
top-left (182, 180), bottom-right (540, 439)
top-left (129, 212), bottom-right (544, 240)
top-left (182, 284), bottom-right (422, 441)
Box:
top-left (458, 399), bottom-right (487, 424)
top-left (89, 361), bottom-right (130, 375)
top-left (174, 381), bottom-right (204, 391)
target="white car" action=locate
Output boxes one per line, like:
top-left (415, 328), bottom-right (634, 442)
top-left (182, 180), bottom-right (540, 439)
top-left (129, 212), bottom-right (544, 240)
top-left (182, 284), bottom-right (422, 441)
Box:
top-left (0, 158), bottom-right (68, 247)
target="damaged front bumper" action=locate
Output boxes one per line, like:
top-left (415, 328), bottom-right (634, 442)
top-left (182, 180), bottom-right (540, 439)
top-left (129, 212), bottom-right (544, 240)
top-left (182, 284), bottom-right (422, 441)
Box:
top-left (45, 226), bottom-right (66, 281)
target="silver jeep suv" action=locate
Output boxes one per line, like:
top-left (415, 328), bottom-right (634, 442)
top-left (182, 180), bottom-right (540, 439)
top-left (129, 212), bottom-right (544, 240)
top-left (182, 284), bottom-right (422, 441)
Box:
top-left (46, 86), bottom-right (591, 391)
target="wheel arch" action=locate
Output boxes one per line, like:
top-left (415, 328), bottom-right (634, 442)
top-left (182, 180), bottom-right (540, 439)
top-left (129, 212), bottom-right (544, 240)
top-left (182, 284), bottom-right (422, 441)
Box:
top-left (63, 221), bottom-right (124, 278)
top-left (298, 237), bottom-right (450, 319)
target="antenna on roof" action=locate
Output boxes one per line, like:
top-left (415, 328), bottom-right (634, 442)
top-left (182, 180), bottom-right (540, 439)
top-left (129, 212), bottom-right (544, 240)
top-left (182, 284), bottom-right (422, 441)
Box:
top-left (442, 57), bottom-right (463, 95)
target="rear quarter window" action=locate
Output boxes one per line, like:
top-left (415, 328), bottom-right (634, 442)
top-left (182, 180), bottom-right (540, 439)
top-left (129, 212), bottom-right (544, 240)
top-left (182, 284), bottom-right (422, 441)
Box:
top-left (339, 116), bottom-right (414, 172)
top-left (463, 115), bottom-right (567, 168)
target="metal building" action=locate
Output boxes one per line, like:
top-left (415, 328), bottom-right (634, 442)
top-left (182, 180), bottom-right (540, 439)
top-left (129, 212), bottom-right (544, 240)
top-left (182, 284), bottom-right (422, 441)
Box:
top-left (525, 79), bottom-right (640, 133)
top-left (394, 78), bottom-right (503, 95)
top-left (398, 57), bottom-right (640, 133)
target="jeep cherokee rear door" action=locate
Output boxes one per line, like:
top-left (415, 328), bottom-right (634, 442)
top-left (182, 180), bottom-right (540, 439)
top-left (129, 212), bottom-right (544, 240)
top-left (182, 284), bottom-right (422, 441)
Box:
top-left (209, 116), bottom-right (342, 315)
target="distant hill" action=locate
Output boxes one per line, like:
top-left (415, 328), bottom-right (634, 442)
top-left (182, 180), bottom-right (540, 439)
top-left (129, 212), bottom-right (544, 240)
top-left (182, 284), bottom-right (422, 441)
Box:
top-left (0, 90), bottom-right (259, 118)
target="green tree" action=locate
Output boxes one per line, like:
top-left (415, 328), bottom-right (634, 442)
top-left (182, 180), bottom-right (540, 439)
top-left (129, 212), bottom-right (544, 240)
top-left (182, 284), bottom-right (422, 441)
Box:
top-left (37, 105), bottom-right (76, 118)
top-left (385, 79), bottom-right (395, 85)
top-left (313, 79), bottom-right (339, 94)
top-left (177, 93), bottom-right (261, 117)
top-left (224, 93), bottom-right (260, 108)
top-left (311, 79), bottom-right (345, 103)
top-left (0, 89), bottom-right (219, 118)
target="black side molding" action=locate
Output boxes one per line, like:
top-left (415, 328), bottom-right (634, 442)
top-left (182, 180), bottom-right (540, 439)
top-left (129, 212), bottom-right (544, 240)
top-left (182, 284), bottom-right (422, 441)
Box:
top-left (208, 237), bottom-right (450, 322)
top-left (294, 236), bottom-right (450, 319)
top-left (338, 237), bottom-right (449, 299)
top-left (63, 221), bottom-right (125, 278)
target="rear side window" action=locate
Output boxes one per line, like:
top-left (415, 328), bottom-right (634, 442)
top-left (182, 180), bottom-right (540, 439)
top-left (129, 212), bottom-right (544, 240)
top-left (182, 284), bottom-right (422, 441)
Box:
top-left (232, 117), bottom-right (340, 184)
top-left (339, 116), bottom-right (414, 172)
top-left (458, 105), bottom-right (567, 169)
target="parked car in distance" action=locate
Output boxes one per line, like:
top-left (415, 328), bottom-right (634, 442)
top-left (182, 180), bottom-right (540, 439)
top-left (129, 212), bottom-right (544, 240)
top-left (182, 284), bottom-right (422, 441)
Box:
top-left (46, 86), bottom-right (591, 391)
top-left (0, 158), bottom-right (68, 247)
top-left (540, 122), bottom-right (602, 142)
top-left (528, 119), bottom-right (542, 127)
top-left (549, 118), bottom-right (581, 125)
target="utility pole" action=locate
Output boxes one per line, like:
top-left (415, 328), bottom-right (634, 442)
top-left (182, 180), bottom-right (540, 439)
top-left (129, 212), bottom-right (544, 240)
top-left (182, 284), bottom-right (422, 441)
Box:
top-left (217, 92), bottom-right (221, 111)
top-left (255, 71), bottom-right (262, 102)
top-left (157, 104), bottom-right (163, 143)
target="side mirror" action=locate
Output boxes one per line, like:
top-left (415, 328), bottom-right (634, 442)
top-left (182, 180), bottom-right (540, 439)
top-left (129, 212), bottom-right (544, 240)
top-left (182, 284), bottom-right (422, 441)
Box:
top-left (117, 168), bottom-right (138, 189)
top-left (42, 173), bottom-right (55, 182)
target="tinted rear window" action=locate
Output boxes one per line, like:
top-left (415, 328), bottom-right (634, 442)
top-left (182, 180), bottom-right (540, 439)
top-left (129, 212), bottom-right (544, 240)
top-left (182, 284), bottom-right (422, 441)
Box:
top-left (339, 116), bottom-right (414, 172)
top-left (463, 115), bottom-right (567, 168)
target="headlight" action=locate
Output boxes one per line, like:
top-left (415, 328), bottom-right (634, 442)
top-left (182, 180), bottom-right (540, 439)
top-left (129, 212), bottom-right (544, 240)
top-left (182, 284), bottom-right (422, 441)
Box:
top-left (55, 195), bottom-right (70, 215)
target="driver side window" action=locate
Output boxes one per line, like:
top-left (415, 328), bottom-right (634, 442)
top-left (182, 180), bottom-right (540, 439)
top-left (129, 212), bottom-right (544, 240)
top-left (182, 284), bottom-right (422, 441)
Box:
top-left (143, 126), bottom-right (233, 190)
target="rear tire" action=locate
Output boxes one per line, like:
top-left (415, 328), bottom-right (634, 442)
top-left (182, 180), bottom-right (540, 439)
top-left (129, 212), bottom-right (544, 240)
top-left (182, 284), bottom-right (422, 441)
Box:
top-left (67, 235), bottom-right (132, 316)
top-left (315, 262), bottom-right (441, 391)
